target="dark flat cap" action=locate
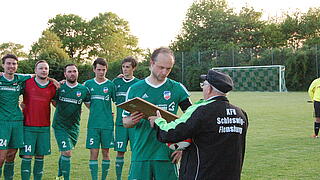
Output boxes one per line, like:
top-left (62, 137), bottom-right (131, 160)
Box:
top-left (200, 70), bottom-right (234, 93)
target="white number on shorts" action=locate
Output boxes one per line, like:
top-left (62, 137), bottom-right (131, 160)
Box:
top-left (90, 138), bottom-right (94, 145)
top-left (61, 141), bottom-right (67, 148)
top-left (0, 139), bottom-right (7, 147)
top-left (24, 145), bottom-right (32, 152)
top-left (117, 142), bottom-right (123, 148)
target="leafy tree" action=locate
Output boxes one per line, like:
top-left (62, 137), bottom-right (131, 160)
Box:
top-left (170, 0), bottom-right (266, 52)
top-left (261, 23), bottom-right (287, 48)
top-left (48, 14), bottom-right (89, 62)
top-left (171, 0), bottom-right (236, 51)
top-left (0, 42), bottom-right (27, 58)
top-left (301, 8), bottom-right (320, 46)
top-left (48, 13), bottom-right (142, 63)
top-left (29, 29), bottom-right (71, 80)
top-left (88, 12), bottom-right (142, 61)
top-left (280, 12), bottom-right (305, 49)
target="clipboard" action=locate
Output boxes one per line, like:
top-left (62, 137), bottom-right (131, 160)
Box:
top-left (116, 97), bottom-right (179, 122)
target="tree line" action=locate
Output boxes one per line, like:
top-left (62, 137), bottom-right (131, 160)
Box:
top-left (1, 0), bottom-right (320, 91)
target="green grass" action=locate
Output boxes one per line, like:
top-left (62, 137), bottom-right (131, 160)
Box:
top-left (10, 91), bottom-right (318, 179)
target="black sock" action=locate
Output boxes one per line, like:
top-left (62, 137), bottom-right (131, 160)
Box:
top-left (314, 122), bottom-right (320, 136)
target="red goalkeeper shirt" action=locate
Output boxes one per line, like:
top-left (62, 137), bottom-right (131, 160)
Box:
top-left (23, 78), bottom-right (56, 127)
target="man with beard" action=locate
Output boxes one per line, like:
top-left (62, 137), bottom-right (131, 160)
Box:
top-left (52, 64), bottom-right (90, 180)
top-left (19, 60), bottom-right (57, 180)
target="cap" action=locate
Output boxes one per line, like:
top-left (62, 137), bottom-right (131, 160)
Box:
top-left (200, 70), bottom-right (234, 93)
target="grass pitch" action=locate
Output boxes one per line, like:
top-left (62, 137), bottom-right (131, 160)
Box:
top-left (10, 91), bottom-right (317, 179)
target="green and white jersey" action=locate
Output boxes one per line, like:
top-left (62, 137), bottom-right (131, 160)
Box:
top-left (126, 77), bottom-right (190, 161)
top-left (84, 78), bottom-right (116, 129)
top-left (113, 77), bottom-right (139, 125)
top-left (52, 83), bottom-right (90, 132)
top-left (0, 74), bottom-right (31, 122)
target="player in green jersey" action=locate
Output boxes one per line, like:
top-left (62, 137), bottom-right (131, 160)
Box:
top-left (84, 58), bottom-right (116, 180)
top-left (123, 47), bottom-right (192, 180)
top-left (113, 57), bottom-right (139, 180)
top-left (52, 64), bottom-right (90, 180)
top-left (0, 54), bottom-right (32, 179)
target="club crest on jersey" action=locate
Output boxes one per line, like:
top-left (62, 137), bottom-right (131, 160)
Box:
top-left (163, 91), bottom-right (171, 100)
top-left (76, 91), bottom-right (81, 97)
top-left (103, 87), bottom-right (109, 93)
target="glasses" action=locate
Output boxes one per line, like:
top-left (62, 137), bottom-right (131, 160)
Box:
top-left (200, 82), bottom-right (210, 88)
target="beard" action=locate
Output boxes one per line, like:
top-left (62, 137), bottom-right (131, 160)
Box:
top-left (67, 79), bottom-right (76, 83)
top-left (38, 76), bottom-right (47, 80)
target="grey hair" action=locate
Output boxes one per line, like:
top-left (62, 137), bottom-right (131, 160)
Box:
top-left (210, 84), bottom-right (226, 96)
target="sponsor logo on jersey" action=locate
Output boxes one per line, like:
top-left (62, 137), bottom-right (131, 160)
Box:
top-left (142, 93), bottom-right (149, 99)
top-left (103, 87), bottom-right (109, 93)
top-left (61, 89), bottom-right (65, 93)
top-left (0, 85), bottom-right (20, 92)
top-left (163, 91), bottom-right (171, 100)
top-left (117, 85), bottom-right (120, 88)
top-left (91, 88), bottom-right (94, 91)
top-left (76, 91), bottom-right (81, 97)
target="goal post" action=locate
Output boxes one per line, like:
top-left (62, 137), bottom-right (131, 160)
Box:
top-left (212, 65), bottom-right (287, 92)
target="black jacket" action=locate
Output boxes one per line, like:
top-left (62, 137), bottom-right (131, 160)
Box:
top-left (156, 96), bottom-right (248, 180)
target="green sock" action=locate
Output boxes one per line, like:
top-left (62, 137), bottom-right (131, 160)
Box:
top-left (61, 155), bottom-right (71, 180)
top-left (58, 155), bottom-right (62, 177)
top-left (115, 157), bottom-right (124, 180)
top-left (101, 160), bottom-right (110, 180)
top-left (4, 161), bottom-right (14, 180)
top-left (21, 158), bottom-right (32, 180)
top-left (33, 158), bottom-right (44, 180)
top-left (89, 160), bottom-right (98, 180)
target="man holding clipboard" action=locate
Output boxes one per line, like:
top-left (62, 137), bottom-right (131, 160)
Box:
top-left (122, 47), bottom-right (192, 180)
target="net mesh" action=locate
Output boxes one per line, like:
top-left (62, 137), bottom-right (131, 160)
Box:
top-left (212, 65), bottom-right (287, 92)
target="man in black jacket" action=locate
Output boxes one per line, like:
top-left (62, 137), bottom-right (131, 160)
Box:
top-left (149, 70), bottom-right (248, 180)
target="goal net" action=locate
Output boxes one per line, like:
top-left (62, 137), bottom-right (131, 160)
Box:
top-left (212, 65), bottom-right (287, 92)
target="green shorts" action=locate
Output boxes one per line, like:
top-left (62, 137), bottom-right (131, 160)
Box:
top-left (86, 128), bottom-right (114, 149)
top-left (114, 125), bottom-right (135, 152)
top-left (19, 126), bottom-right (51, 156)
top-left (54, 128), bottom-right (79, 152)
top-left (128, 161), bottom-right (178, 180)
top-left (0, 121), bottom-right (24, 150)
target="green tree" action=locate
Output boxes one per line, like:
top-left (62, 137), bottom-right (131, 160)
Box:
top-left (0, 42), bottom-right (27, 58)
top-left (301, 8), bottom-right (320, 46)
top-left (48, 14), bottom-right (89, 62)
top-left (88, 12), bottom-right (142, 62)
top-left (170, 0), bottom-right (266, 52)
top-left (29, 29), bottom-right (71, 80)
top-left (48, 13), bottom-right (142, 63)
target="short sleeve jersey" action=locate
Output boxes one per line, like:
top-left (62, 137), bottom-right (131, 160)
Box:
top-left (23, 78), bottom-right (56, 127)
top-left (113, 77), bottom-right (139, 125)
top-left (52, 83), bottom-right (90, 132)
top-left (84, 78), bottom-right (116, 129)
top-left (0, 74), bottom-right (31, 122)
top-left (126, 78), bottom-right (190, 161)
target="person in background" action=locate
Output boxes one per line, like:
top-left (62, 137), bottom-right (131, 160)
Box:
top-left (113, 57), bottom-right (139, 180)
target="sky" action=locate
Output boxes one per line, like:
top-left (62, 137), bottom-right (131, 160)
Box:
top-left (1, 0), bottom-right (320, 52)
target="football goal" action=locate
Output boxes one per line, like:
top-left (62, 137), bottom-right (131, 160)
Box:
top-left (212, 65), bottom-right (287, 92)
